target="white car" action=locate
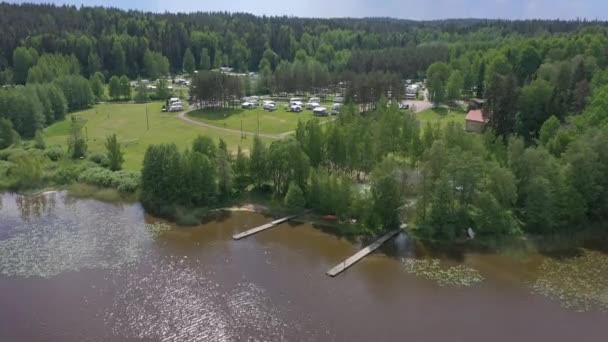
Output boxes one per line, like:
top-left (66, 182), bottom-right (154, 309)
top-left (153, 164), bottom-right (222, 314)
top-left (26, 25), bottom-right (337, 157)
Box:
top-left (333, 96), bottom-right (344, 103)
top-left (168, 104), bottom-right (183, 112)
top-left (306, 101), bottom-right (320, 110)
top-left (263, 102), bottom-right (277, 111)
top-left (290, 104), bottom-right (303, 113)
top-left (313, 106), bottom-right (328, 116)
top-left (242, 102), bottom-right (255, 109)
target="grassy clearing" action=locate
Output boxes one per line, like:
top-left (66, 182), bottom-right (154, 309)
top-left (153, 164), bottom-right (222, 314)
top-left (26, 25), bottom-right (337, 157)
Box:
top-left (45, 102), bottom-right (272, 170)
top-left (416, 107), bottom-right (466, 127)
top-left (187, 104), bottom-right (332, 134)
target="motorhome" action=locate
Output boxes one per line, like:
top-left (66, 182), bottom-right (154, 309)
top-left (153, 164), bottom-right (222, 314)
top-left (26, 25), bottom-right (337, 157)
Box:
top-left (331, 103), bottom-right (342, 115)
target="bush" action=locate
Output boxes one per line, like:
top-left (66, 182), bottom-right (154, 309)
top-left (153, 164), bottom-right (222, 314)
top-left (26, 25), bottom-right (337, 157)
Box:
top-left (0, 148), bottom-right (28, 161)
top-left (284, 182), bottom-right (305, 211)
top-left (77, 167), bottom-right (140, 193)
top-left (89, 152), bottom-right (109, 167)
top-left (52, 163), bottom-right (90, 185)
top-left (45, 145), bottom-right (65, 161)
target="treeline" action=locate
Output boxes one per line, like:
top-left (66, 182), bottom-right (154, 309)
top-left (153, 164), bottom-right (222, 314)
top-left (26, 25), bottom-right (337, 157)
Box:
top-left (1, 2), bottom-right (607, 82)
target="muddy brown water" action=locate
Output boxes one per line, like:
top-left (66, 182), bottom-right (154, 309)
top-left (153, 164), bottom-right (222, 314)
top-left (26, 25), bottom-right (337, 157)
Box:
top-left (0, 191), bottom-right (605, 341)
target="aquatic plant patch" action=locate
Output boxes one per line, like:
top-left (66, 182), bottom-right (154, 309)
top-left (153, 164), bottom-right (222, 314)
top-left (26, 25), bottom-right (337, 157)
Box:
top-left (402, 258), bottom-right (484, 287)
top-left (531, 250), bottom-right (608, 312)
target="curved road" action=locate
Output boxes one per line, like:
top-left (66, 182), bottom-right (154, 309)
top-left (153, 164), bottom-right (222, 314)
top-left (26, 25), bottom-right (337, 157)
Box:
top-left (177, 109), bottom-right (335, 139)
top-left (177, 109), bottom-right (286, 139)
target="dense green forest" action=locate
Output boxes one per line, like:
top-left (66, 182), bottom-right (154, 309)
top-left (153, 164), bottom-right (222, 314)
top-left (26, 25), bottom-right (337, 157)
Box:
top-left (1, 3), bottom-right (608, 240)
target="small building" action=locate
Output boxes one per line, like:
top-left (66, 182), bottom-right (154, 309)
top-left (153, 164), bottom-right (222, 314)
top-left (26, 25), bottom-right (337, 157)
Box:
top-left (465, 109), bottom-right (487, 133)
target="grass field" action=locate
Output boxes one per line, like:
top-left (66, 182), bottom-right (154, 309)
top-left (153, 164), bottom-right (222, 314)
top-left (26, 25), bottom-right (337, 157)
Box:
top-left (187, 104), bottom-right (332, 135)
top-left (45, 102), bottom-right (272, 170)
top-left (416, 107), bottom-right (467, 127)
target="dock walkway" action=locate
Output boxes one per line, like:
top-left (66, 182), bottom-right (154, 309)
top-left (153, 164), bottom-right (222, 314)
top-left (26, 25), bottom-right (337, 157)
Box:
top-left (232, 215), bottom-right (297, 240)
top-left (326, 228), bottom-right (402, 277)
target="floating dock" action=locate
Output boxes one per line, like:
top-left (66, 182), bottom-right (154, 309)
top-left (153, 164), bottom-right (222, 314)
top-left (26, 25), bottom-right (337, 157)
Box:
top-left (326, 228), bottom-right (402, 277)
top-left (232, 215), bottom-right (297, 240)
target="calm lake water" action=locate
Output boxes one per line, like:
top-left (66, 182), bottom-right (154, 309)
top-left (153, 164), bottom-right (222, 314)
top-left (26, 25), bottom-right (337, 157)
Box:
top-left (0, 191), bottom-right (606, 341)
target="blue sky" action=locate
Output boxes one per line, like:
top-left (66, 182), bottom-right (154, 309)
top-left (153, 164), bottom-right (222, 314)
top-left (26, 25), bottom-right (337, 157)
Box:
top-left (5, 0), bottom-right (608, 20)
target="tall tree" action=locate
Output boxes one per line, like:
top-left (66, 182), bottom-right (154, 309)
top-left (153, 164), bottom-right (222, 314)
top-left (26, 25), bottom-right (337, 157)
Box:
top-left (484, 73), bottom-right (518, 138)
top-left (108, 75), bottom-right (121, 100)
top-left (111, 41), bottom-right (126, 76)
top-left (183, 48), bottom-right (196, 74)
top-left (105, 133), bottom-right (124, 171)
top-left (446, 70), bottom-right (464, 101)
top-left (249, 135), bottom-right (268, 188)
top-left (12, 47), bottom-right (38, 84)
top-left (199, 48), bottom-right (211, 70)
top-left (426, 61), bottom-right (450, 105)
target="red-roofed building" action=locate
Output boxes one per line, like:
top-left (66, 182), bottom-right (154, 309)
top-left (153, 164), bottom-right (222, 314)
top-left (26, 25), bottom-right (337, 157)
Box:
top-left (465, 109), bottom-right (487, 133)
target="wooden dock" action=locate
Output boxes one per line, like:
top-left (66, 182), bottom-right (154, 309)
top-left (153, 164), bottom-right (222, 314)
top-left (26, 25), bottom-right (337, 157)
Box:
top-left (232, 215), bottom-right (297, 240)
top-left (326, 229), bottom-right (402, 277)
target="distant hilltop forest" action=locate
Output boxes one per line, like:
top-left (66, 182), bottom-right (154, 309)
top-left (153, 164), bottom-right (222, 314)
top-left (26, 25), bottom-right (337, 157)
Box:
top-left (1, 2), bottom-right (607, 79)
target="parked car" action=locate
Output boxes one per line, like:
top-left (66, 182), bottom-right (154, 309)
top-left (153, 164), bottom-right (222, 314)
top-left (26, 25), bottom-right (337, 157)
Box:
top-left (168, 104), bottom-right (183, 112)
top-left (290, 104), bottom-right (303, 112)
top-left (398, 103), bottom-right (410, 110)
top-left (306, 101), bottom-right (320, 110)
top-left (263, 101), bottom-right (277, 111)
top-left (333, 96), bottom-right (344, 103)
top-left (242, 102), bottom-right (255, 109)
top-left (313, 106), bottom-right (328, 116)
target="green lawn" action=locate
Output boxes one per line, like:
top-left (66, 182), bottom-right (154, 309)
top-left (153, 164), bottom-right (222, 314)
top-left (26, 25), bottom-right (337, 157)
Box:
top-left (416, 107), bottom-right (467, 127)
top-left (187, 104), bottom-right (332, 134)
top-left (45, 102), bottom-right (272, 171)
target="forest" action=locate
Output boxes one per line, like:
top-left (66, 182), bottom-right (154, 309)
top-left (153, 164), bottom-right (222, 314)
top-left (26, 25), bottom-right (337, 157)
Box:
top-left (1, 3), bottom-right (608, 240)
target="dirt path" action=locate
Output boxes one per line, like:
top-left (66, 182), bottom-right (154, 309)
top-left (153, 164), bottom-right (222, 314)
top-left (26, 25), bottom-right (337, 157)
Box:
top-left (177, 109), bottom-right (335, 139)
top-left (177, 109), bottom-right (282, 139)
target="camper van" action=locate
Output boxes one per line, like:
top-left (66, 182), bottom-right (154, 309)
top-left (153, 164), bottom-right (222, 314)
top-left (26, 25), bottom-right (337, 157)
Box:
top-left (331, 103), bottom-right (342, 115)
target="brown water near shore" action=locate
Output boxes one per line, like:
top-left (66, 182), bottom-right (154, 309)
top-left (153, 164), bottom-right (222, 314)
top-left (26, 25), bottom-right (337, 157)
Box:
top-left (0, 191), bottom-right (606, 341)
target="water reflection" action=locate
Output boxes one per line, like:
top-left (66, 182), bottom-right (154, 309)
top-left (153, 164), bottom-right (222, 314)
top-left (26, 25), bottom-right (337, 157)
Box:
top-left (15, 192), bottom-right (56, 222)
top-left (0, 192), bottom-right (606, 342)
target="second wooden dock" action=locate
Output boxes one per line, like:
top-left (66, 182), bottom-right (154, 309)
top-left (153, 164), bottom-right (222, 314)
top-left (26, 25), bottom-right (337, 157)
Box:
top-left (326, 228), bottom-right (402, 277)
top-left (232, 215), bottom-right (297, 240)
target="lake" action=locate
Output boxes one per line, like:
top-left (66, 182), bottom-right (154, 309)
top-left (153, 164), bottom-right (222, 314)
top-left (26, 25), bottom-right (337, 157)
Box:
top-left (0, 191), bottom-right (606, 341)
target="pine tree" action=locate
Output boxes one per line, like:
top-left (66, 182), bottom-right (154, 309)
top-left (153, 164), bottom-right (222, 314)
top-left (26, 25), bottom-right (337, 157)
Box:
top-left (183, 48), bottom-right (195, 74)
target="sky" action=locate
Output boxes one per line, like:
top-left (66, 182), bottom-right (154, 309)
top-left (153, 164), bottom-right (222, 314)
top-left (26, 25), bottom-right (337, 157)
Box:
top-left (5, 0), bottom-right (608, 20)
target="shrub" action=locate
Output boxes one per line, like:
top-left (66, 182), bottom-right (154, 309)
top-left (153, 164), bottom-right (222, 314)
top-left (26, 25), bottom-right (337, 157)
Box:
top-left (0, 148), bottom-right (28, 161)
top-left (284, 182), bottom-right (305, 211)
top-left (52, 163), bottom-right (90, 185)
top-left (45, 145), bottom-right (65, 161)
top-left (77, 167), bottom-right (140, 193)
top-left (89, 152), bottom-right (109, 167)
top-left (34, 130), bottom-right (46, 150)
